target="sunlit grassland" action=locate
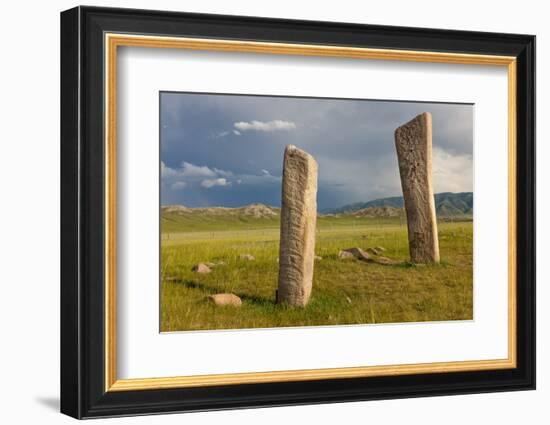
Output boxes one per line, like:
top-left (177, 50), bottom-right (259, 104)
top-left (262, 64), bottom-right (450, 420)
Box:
top-left (160, 217), bottom-right (473, 332)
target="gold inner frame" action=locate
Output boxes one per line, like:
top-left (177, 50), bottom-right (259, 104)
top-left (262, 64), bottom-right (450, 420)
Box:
top-left (104, 33), bottom-right (517, 392)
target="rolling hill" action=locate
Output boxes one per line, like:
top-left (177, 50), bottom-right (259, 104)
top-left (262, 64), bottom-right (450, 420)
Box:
top-left (161, 203), bottom-right (281, 232)
top-left (161, 192), bottom-right (472, 233)
top-left (325, 192), bottom-right (473, 217)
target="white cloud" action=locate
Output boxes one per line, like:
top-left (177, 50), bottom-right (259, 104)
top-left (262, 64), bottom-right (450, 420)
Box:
top-left (170, 181), bottom-right (187, 190)
top-left (215, 131), bottom-right (230, 138)
top-left (213, 168), bottom-right (234, 178)
top-left (201, 178), bottom-right (231, 188)
top-left (180, 161), bottom-right (216, 177)
top-left (432, 147), bottom-right (473, 193)
top-left (237, 172), bottom-right (281, 186)
top-left (214, 130), bottom-right (242, 138)
top-left (161, 161), bottom-right (179, 178)
top-left (162, 161), bottom-right (234, 191)
top-left (163, 160), bottom-right (284, 193)
top-left (234, 120), bottom-right (296, 132)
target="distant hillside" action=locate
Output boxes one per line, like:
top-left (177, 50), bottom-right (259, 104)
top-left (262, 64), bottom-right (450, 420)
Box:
top-left (326, 192), bottom-right (473, 217)
top-left (162, 202), bottom-right (411, 234)
top-left (161, 203), bottom-right (281, 232)
top-left (347, 206), bottom-right (404, 218)
top-left (161, 193), bottom-right (472, 233)
top-left (163, 203), bottom-right (278, 218)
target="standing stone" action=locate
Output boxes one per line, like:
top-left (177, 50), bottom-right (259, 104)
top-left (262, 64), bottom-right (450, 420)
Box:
top-left (277, 145), bottom-right (318, 307)
top-left (394, 112), bottom-right (440, 263)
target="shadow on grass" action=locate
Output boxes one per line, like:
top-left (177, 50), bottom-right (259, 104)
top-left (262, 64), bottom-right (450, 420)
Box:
top-left (174, 278), bottom-right (275, 306)
top-left (395, 260), bottom-right (452, 269)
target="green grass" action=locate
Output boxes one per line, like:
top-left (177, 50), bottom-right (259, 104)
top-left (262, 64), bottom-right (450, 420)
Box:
top-left (160, 217), bottom-right (472, 332)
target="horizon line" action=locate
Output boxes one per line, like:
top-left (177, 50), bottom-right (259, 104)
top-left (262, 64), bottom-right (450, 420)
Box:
top-left (160, 191), bottom-right (473, 209)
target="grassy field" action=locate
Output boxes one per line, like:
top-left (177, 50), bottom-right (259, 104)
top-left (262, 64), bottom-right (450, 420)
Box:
top-left (160, 214), bottom-right (473, 332)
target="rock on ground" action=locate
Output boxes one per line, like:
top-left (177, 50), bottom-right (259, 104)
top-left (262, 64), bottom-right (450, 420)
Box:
top-left (372, 256), bottom-right (399, 265)
top-left (338, 250), bottom-right (356, 259)
top-left (192, 263), bottom-right (212, 273)
top-left (366, 246), bottom-right (387, 255)
top-left (339, 247), bottom-right (399, 266)
top-left (340, 247), bottom-right (372, 261)
top-left (207, 293), bottom-right (242, 307)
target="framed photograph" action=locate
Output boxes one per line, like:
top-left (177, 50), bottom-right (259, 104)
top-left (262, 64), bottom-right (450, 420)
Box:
top-left (60, 6), bottom-right (535, 419)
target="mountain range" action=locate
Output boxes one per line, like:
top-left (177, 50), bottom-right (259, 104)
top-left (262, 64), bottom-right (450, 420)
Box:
top-left (162, 192), bottom-right (473, 228)
top-left (323, 192), bottom-right (473, 217)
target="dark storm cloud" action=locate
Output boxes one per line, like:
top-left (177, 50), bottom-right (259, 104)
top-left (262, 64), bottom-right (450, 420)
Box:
top-left (160, 92), bottom-right (473, 210)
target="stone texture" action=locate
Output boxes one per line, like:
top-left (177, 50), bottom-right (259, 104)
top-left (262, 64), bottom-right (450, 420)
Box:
top-left (394, 112), bottom-right (440, 263)
top-left (277, 145), bottom-right (318, 307)
top-left (339, 247), bottom-right (399, 266)
top-left (372, 256), bottom-right (399, 266)
top-left (192, 263), bottom-right (212, 273)
top-left (341, 247), bottom-right (372, 262)
top-left (207, 293), bottom-right (242, 307)
top-left (366, 246), bottom-right (388, 256)
top-left (338, 250), bottom-right (356, 260)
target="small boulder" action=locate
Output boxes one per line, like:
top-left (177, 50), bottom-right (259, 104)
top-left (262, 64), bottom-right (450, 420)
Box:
top-left (239, 254), bottom-right (255, 261)
top-left (338, 250), bottom-right (355, 260)
top-left (340, 247), bottom-right (372, 262)
top-left (339, 247), bottom-right (398, 266)
top-left (207, 293), bottom-right (242, 307)
top-left (192, 263), bottom-right (212, 273)
top-left (372, 256), bottom-right (399, 265)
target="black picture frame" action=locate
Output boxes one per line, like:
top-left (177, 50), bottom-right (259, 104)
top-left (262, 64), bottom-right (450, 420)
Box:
top-left (61, 5), bottom-right (535, 419)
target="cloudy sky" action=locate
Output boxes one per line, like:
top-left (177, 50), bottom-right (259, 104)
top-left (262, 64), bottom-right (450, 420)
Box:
top-left (160, 92), bottom-right (473, 210)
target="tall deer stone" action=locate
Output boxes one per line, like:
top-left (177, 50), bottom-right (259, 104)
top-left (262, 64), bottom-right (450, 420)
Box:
top-left (277, 145), bottom-right (318, 307)
top-left (394, 112), bottom-right (440, 263)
